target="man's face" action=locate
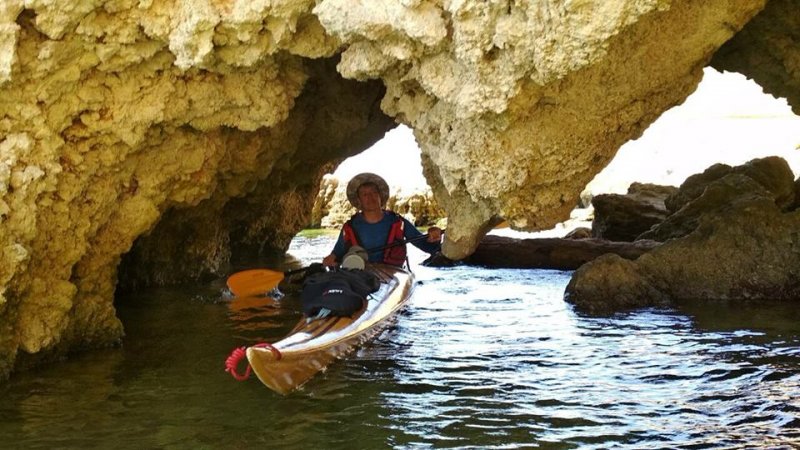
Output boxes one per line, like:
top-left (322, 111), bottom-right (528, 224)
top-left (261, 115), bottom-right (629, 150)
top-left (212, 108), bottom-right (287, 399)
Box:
top-left (357, 184), bottom-right (382, 211)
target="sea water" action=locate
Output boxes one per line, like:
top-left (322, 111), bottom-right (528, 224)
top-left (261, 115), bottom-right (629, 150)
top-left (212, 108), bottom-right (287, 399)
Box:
top-left (1, 235), bottom-right (800, 448)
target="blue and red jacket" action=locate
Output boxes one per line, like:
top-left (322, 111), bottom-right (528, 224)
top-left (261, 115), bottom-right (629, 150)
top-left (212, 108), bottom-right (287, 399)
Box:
top-left (330, 211), bottom-right (440, 266)
top-left (343, 212), bottom-right (407, 266)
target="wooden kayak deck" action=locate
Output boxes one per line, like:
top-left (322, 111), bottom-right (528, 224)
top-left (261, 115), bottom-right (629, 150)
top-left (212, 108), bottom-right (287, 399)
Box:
top-left (246, 264), bottom-right (415, 395)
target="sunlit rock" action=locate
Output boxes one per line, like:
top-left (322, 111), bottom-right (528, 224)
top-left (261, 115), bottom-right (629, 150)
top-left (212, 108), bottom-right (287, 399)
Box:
top-left (0, 2), bottom-right (386, 378)
top-left (316, 0), bottom-right (770, 258)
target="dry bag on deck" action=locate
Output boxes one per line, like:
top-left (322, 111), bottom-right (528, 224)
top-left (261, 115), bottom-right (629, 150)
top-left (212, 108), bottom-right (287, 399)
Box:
top-left (301, 269), bottom-right (380, 317)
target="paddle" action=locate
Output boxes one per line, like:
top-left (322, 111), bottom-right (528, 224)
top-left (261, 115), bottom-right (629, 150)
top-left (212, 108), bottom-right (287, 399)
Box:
top-left (226, 232), bottom-right (439, 297)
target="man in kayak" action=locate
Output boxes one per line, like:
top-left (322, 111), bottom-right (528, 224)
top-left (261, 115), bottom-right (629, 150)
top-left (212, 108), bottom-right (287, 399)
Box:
top-left (322, 172), bottom-right (443, 268)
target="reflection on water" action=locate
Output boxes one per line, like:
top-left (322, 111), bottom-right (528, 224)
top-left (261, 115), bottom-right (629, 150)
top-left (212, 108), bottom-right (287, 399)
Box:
top-left (1, 236), bottom-right (800, 448)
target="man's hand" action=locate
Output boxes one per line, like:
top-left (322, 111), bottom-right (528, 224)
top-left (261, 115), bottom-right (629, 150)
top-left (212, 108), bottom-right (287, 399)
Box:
top-left (322, 253), bottom-right (338, 267)
top-left (427, 227), bottom-right (443, 243)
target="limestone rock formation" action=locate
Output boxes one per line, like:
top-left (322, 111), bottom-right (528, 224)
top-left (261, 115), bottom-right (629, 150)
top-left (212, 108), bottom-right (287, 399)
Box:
top-left (2, 0), bottom-right (797, 378)
top-left (0, 1), bottom-right (391, 378)
top-left (565, 157), bottom-right (800, 314)
top-left (117, 59), bottom-right (393, 288)
top-left (317, 0), bottom-right (771, 258)
top-left (711, 0), bottom-right (800, 116)
top-left (386, 186), bottom-right (445, 228)
top-left (311, 174), bottom-right (341, 228)
top-left (591, 183), bottom-right (677, 242)
top-left (640, 156), bottom-right (796, 241)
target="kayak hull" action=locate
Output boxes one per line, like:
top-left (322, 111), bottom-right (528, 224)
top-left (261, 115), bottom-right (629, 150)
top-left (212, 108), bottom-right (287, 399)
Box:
top-left (246, 264), bottom-right (415, 394)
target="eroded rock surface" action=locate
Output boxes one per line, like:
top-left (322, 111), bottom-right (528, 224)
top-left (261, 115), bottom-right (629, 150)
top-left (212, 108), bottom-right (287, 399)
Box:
top-left (0, 1), bottom-right (384, 377)
top-left (711, 0), bottom-right (800, 116)
top-left (565, 157), bottom-right (800, 314)
top-left (317, 0), bottom-right (770, 258)
top-left (591, 183), bottom-right (677, 242)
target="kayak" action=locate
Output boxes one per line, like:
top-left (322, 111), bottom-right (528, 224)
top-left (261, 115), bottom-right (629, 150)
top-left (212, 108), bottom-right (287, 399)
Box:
top-left (245, 263), bottom-right (415, 395)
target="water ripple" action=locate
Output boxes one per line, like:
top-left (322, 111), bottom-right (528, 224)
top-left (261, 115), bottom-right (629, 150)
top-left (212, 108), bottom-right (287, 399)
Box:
top-left (2, 237), bottom-right (800, 448)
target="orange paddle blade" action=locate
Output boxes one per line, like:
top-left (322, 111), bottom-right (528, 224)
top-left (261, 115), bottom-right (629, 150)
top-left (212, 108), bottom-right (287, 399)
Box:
top-left (226, 269), bottom-right (285, 298)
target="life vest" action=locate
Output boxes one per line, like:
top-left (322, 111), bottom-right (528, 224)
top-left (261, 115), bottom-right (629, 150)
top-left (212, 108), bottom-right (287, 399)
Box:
top-left (343, 212), bottom-right (407, 266)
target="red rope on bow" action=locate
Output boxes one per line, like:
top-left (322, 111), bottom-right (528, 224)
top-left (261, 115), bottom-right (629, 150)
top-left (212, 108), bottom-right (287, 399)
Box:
top-left (224, 343), bottom-right (282, 381)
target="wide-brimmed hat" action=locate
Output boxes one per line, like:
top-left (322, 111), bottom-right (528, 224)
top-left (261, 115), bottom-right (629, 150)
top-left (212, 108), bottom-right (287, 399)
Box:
top-left (346, 172), bottom-right (389, 209)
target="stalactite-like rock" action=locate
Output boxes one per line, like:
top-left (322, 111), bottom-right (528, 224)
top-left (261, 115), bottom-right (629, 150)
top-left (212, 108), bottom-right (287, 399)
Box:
top-left (316, 0), bottom-right (770, 258)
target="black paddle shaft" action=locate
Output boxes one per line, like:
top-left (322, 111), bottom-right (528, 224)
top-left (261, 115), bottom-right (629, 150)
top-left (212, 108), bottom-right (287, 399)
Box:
top-left (362, 232), bottom-right (433, 256)
top-left (286, 230), bottom-right (443, 275)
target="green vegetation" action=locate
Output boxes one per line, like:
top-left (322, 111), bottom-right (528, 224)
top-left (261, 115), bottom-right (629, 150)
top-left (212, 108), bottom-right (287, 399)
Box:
top-left (297, 228), bottom-right (340, 238)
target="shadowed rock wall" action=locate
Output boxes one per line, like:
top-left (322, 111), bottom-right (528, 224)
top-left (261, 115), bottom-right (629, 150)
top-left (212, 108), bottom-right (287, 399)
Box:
top-left (711, 0), bottom-right (800, 116)
top-left (118, 59), bottom-right (392, 290)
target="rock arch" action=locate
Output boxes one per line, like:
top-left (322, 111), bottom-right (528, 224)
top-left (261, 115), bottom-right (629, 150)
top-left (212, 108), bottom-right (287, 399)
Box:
top-left (1, 0), bottom-right (799, 378)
